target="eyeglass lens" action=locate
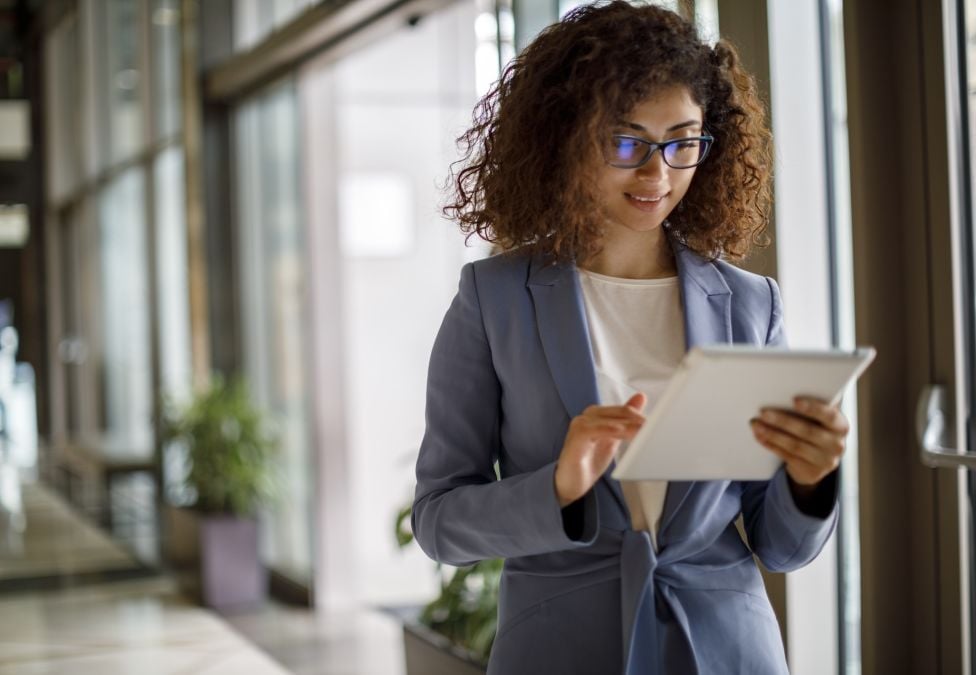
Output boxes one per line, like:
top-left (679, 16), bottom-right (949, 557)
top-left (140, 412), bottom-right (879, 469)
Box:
top-left (608, 136), bottom-right (709, 169)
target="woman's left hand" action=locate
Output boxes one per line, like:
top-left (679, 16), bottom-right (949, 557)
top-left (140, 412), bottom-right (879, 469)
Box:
top-left (750, 397), bottom-right (850, 492)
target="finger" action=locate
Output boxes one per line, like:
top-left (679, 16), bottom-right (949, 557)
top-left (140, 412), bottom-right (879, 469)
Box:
top-left (792, 397), bottom-right (850, 434)
top-left (626, 392), bottom-right (648, 411)
top-left (758, 409), bottom-right (844, 456)
top-left (582, 409), bottom-right (646, 426)
top-left (585, 403), bottom-right (647, 419)
top-left (756, 423), bottom-right (840, 482)
top-left (579, 419), bottom-right (636, 438)
top-left (587, 408), bottom-right (645, 422)
top-left (751, 420), bottom-right (837, 468)
top-left (572, 416), bottom-right (630, 435)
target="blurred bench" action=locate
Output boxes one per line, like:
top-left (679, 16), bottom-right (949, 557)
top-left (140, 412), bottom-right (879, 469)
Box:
top-left (53, 439), bottom-right (156, 528)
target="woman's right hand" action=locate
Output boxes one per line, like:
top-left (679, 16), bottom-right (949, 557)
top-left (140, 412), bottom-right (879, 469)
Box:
top-left (553, 393), bottom-right (647, 507)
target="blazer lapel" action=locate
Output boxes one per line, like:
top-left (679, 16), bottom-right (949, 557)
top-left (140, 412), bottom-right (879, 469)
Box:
top-left (672, 240), bottom-right (733, 349)
top-left (527, 256), bottom-right (600, 420)
top-left (527, 255), bottom-right (631, 516)
top-left (658, 238), bottom-right (733, 539)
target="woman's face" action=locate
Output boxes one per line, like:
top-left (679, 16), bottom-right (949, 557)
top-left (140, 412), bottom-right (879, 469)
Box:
top-left (594, 85), bottom-right (705, 236)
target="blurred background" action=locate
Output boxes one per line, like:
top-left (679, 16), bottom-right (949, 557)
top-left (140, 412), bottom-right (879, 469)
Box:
top-left (0, 0), bottom-right (975, 673)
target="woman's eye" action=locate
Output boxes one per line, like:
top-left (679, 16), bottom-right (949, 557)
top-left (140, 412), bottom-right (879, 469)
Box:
top-left (613, 138), bottom-right (640, 156)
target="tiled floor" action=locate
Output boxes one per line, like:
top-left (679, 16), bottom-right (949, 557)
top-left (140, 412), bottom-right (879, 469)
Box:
top-left (0, 481), bottom-right (146, 587)
top-left (226, 603), bottom-right (406, 675)
top-left (0, 479), bottom-right (409, 674)
top-left (0, 577), bottom-right (408, 674)
top-left (0, 577), bottom-right (290, 674)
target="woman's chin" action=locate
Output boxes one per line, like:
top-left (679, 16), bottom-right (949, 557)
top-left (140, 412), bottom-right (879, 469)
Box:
top-left (612, 217), bottom-right (668, 235)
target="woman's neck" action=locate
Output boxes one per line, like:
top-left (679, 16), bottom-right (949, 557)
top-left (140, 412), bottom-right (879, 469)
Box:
top-left (580, 224), bottom-right (677, 279)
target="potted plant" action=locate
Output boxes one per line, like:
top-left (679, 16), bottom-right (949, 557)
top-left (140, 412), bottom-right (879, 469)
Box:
top-left (395, 505), bottom-right (501, 675)
top-left (160, 376), bottom-right (279, 610)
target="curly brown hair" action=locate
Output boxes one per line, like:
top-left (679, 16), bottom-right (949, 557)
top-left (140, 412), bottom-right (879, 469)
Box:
top-left (444, 1), bottom-right (773, 263)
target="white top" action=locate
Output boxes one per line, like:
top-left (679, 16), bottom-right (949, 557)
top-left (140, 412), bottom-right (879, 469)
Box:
top-left (578, 268), bottom-right (686, 549)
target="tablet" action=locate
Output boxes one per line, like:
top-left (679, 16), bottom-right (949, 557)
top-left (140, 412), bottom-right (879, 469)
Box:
top-left (610, 345), bottom-right (876, 481)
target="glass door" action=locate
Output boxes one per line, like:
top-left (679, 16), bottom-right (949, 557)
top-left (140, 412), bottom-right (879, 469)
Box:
top-left (958, 0), bottom-right (976, 669)
top-left (917, 0), bottom-right (976, 670)
top-left (299, 0), bottom-right (489, 607)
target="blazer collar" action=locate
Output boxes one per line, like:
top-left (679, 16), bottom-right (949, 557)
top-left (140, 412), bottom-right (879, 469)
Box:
top-left (526, 230), bottom-right (733, 531)
top-left (526, 232), bottom-right (733, 356)
top-left (671, 238), bottom-right (733, 349)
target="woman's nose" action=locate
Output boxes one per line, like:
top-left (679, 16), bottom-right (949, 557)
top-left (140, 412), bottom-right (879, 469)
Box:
top-left (636, 148), bottom-right (669, 180)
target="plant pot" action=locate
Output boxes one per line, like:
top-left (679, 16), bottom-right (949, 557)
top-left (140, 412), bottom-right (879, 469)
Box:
top-left (402, 620), bottom-right (487, 675)
top-left (163, 504), bottom-right (202, 600)
top-left (163, 504), bottom-right (200, 566)
top-left (198, 514), bottom-right (266, 610)
top-left (162, 507), bottom-right (267, 609)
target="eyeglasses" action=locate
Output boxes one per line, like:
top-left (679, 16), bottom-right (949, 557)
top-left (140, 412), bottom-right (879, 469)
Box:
top-left (605, 133), bottom-right (715, 170)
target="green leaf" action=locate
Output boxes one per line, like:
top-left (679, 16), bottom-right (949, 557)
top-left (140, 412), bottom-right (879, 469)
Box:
top-left (160, 375), bottom-right (280, 516)
top-left (395, 505), bottom-right (415, 548)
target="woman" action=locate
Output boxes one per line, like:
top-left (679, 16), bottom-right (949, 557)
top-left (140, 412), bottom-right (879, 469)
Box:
top-left (412, 3), bottom-right (849, 673)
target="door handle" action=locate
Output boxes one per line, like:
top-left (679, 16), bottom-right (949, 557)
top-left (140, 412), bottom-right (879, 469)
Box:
top-left (916, 384), bottom-right (975, 468)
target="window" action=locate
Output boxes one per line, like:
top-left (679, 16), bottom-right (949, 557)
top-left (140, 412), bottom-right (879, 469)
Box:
top-left (151, 0), bottom-right (182, 141)
top-left (44, 15), bottom-right (82, 203)
top-left (236, 79), bottom-right (313, 581)
top-left (301, 0), bottom-right (486, 605)
top-left (99, 0), bottom-right (147, 165)
top-left (233, 0), bottom-right (316, 52)
top-left (98, 168), bottom-right (153, 454)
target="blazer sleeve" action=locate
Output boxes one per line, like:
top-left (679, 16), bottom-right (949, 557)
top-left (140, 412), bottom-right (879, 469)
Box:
top-left (411, 262), bottom-right (599, 567)
top-left (739, 276), bottom-right (841, 572)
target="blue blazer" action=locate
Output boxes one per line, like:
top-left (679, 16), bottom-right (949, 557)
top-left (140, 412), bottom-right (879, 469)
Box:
top-left (412, 236), bottom-right (839, 674)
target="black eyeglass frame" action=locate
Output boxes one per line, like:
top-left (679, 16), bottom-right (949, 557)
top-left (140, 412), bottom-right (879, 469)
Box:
top-left (606, 133), bottom-right (716, 170)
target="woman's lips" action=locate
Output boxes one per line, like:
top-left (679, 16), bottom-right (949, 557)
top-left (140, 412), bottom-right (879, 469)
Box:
top-left (625, 192), bottom-right (669, 212)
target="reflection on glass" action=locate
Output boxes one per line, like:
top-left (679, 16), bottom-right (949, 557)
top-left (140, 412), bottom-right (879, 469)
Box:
top-left (154, 147), bottom-right (193, 503)
top-left (103, 0), bottom-right (145, 164)
top-left (339, 173), bottom-right (414, 257)
top-left (236, 80), bottom-right (312, 581)
top-left (475, 0), bottom-right (512, 95)
top-left (821, 0), bottom-right (860, 672)
top-left (474, 9), bottom-right (500, 96)
top-left (152, 0), bottom-right (181, 140)
top-left (59, 200), bottom-right (100, 441)
top-left (965, 1), bottom-right (976, 671)
top-left (326, 0), bottom-right (483, 605)
top-left (234, 0), bottom-right (316, 52)
top-left (58, 206), bottom-right (82, 436)
top-left (233, 0), bottom-right (265, 51)
top-left (44, 14), bottom-right (82, 202)
top-left (694, 0), bottom-right (719, 45)
top-left (154, 147), bottom-right (191, 403)
top-left (98, 169), bottom-right (153, 456)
